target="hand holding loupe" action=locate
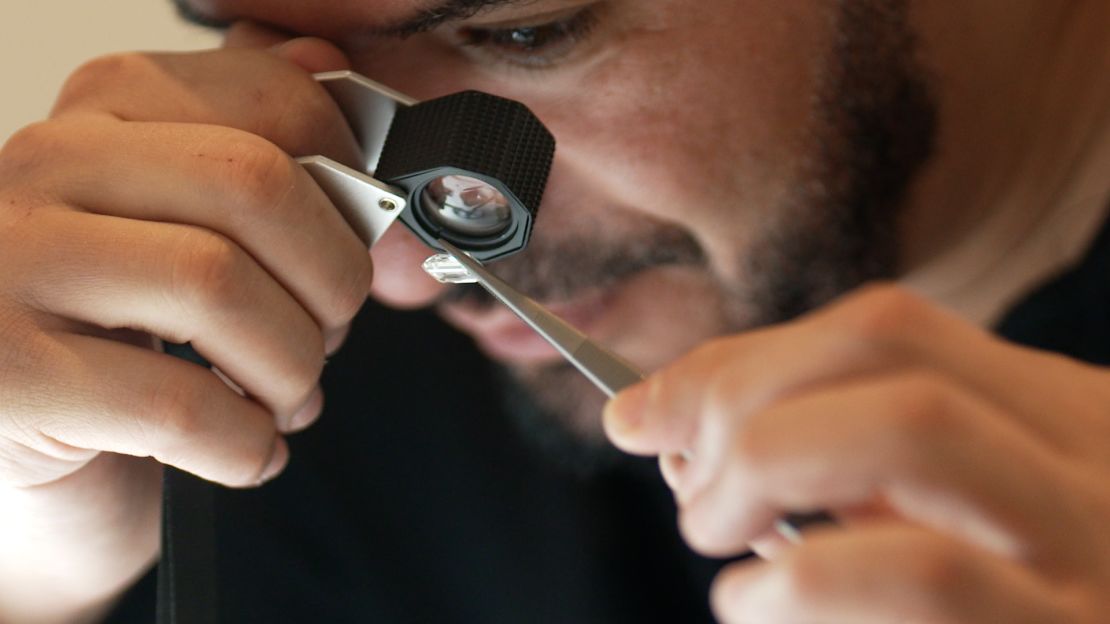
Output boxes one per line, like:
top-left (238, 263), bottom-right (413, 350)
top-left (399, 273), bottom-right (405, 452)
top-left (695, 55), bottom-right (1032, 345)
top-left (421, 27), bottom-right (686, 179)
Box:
top-left (157, 73), bottom-right (556, 623)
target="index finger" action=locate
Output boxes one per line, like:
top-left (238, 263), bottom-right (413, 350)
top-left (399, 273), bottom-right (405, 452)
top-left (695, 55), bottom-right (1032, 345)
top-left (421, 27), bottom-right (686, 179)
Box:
top-left (51, 47), bottom-right (362, 167)
top-left (602, 329), bottom-right (794, 456)
top-left (603, 285), bottom-right (1108, 458)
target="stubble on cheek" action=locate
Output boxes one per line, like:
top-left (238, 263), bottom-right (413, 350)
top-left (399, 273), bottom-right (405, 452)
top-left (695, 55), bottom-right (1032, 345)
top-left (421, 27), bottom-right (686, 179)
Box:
top-left (447, 1), bottom-right (936, 469)
top-left (733, 0), bottom-right (938, 325)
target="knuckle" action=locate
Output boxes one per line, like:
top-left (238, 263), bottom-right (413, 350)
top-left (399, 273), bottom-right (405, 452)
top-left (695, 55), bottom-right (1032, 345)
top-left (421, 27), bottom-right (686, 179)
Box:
top-left (55, 52), bottom-right (155, 111)
top-left (144, 373), bottom-right (275, 487)
top-left (0, 121), bottom-right (65, 182)
top-left (168, 229), bottom-right (249, 317)
top-left (729, 424), bottom-right (770, 475)
top-left (217, 137), bottom-right (299, 214)
top-left (1, 120), bottom-right (56, 159)
top-left (267, 76), bottom-right (344, 154)
top-left (884, 373), bottom-right (957, 441)
top-left (691, 334), bottom-right (739, 365)
top-left (144, 374), bottom-right (209, 447)
top-left (780, 550), bottom-right (837, 604)
top-left (679, 336), bottom-right (741, 401)
top-left (827, 284), bottom-right (931, 344)
top-left (323, 254), bottom-right (373, 328)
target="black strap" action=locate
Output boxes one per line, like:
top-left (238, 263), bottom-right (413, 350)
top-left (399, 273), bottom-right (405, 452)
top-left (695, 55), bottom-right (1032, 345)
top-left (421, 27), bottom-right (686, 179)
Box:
top-left (156, 467), bottom-right (218, 624)
top-left (158, 342), bottom-right (219, 624)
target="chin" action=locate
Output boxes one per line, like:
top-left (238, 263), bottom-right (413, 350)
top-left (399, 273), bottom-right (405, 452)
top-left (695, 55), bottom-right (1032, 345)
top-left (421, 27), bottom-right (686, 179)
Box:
top-left (492, 361), bottom-right (629, 477)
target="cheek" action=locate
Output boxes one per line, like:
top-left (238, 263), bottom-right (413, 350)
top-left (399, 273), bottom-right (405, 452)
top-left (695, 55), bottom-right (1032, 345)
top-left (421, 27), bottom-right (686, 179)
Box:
top-left (594, 26), bottom-right (812, 204)
top-left (346, 37), bottom-right (473, 100)
top-left (549, 8), bottom-right (822, 262)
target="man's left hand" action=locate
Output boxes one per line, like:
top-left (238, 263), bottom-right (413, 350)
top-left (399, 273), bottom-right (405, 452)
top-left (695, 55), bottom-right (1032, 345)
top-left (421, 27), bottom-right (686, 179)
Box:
top-left (604, 284), bottom-right (1110, 623)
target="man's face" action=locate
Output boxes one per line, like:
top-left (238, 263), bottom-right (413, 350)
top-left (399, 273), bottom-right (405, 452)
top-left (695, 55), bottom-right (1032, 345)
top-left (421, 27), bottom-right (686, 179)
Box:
top-left (184, 0), bottom-right (936, 444)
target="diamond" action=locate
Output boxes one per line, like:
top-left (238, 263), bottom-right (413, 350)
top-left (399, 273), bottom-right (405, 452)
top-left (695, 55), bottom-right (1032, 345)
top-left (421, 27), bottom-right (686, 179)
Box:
top-left (422, 253), bottom-right (478, 284)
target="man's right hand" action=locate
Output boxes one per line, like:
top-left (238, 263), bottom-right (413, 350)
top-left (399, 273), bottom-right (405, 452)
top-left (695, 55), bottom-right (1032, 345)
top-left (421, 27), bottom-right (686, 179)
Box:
top-left (0, 29), bottom-right (374, 623)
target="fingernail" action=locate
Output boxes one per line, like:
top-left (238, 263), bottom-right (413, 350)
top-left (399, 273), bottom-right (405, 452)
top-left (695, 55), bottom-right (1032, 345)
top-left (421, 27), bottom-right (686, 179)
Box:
top-left (286, 386), bottom-right (324, 432)
top-left (603, 382), bottom-right (649, 436)
top-left (267, 39), bottom-right (299, 55)
top-left (658, 453), bottom-right (684, 490)
top-left (710, 563), bottom-right (767, 620)
top-left (259, 437), bottom-right (289, 484)
top-left (324, 325), bottom-right (350, 355)
top-left (674, 447), bottom-right (714, 505)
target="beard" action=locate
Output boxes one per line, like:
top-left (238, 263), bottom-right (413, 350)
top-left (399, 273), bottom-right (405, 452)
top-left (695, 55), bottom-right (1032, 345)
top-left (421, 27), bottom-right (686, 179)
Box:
top-left (440, 0), bottom-right (937, 473)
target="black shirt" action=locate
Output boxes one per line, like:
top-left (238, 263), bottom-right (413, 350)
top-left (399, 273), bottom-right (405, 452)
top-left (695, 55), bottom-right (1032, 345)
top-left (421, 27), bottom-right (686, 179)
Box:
top-left (109, 216), bottom-right (1110, 622)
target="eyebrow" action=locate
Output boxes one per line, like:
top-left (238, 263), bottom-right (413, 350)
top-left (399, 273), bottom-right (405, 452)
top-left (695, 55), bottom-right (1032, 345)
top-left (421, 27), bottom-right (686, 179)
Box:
top-left (380, 0), bottom-right (533, 36)
top-left (170, 0), bottom-right (231, 28)
top-left (170, 0), bottom-right (531, 37)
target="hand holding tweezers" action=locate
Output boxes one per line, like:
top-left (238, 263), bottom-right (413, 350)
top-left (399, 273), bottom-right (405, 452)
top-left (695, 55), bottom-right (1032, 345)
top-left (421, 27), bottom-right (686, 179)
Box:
top-left (436, 239), bottom-right (833, 544)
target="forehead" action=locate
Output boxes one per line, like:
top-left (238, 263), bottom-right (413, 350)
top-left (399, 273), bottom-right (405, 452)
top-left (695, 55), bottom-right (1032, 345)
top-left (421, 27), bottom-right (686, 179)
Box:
top-left (185, 0), bottom-right (434, 37)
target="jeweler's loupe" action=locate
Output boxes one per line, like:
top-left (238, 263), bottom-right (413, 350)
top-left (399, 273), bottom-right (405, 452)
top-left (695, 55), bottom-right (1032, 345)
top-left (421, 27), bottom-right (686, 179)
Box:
top-left (296, 71), bottom-right (555, 262)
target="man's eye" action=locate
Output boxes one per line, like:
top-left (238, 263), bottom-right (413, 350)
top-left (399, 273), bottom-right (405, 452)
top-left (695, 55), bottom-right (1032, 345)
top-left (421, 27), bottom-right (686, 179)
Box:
top-left (456, 8), bottom-right (598, 68)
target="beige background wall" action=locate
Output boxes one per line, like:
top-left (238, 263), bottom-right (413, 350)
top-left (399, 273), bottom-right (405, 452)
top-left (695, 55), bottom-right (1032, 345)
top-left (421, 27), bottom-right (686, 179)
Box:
top-left (0, 0), bottom-right (221, 142)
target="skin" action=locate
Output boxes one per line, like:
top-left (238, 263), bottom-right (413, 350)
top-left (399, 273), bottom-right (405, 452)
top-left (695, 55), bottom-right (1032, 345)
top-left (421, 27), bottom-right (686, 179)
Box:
top-left (0, 0), bottom-right (1107, 622)
top-left (605, 286), bottom-right (1110, 622)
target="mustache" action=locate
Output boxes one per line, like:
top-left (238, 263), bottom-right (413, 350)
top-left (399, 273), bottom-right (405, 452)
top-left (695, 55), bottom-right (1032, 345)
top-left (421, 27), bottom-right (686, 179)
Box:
top-left (437, 221), bottom-right (707, 309)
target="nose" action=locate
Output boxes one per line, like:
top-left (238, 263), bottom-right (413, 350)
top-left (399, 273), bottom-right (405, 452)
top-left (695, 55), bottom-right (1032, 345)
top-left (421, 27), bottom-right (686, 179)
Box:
top-left (369, 222), bottom-right (446, 309)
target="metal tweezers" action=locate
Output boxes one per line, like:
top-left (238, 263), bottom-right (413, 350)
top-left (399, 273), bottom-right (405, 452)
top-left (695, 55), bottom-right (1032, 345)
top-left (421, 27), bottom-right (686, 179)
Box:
top-left (437, 239), bottom-right (645, 397)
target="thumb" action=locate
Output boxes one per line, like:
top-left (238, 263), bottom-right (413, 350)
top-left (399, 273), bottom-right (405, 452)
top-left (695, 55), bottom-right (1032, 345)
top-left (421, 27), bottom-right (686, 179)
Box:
top-left (222, 20), bottom-right (291, 49)
top-left (223, 21), bottom-right (351, 73)
top-left (270, 37), bottom-right (352, 74)
top-left (221, 21), bottom-right (359, 165)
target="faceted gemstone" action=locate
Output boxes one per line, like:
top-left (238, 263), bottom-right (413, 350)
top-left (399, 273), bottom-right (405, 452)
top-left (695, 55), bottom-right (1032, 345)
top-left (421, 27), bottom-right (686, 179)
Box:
top-left (422, 253), bottom-right (479, 284)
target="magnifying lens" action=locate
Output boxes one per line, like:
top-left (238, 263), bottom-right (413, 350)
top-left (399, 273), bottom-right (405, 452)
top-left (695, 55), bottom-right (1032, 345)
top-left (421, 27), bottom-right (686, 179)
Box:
top-left (421, 174), bottom-right (512, 237)
top-left (297, 71), bottom-right (555, 261)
